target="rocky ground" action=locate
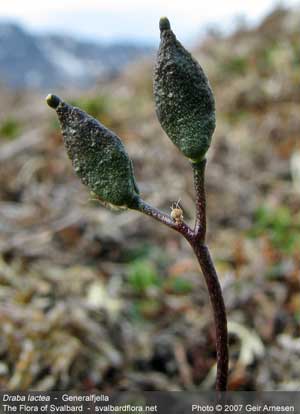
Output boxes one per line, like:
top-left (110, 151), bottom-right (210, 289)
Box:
top-left (0, 7), bottom-right (299, 391)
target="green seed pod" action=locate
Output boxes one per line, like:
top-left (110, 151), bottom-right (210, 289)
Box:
top-left (154, 17), bottom-right (216, 162)
top-left (46, 94), bottom-right (139, 208)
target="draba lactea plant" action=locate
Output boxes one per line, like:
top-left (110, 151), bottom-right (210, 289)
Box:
top-left (46, 17), bottom-right (229, 391)
top-left (46, 94), bottom-right (139, 207)
top-left (154, 17), bottom-right (216, 162)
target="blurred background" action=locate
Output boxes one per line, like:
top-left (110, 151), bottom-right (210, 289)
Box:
top-left (0, 0), bottom-right (300, 391)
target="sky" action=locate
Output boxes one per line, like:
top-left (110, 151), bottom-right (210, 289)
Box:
top-left (0, 0), bottom-right (299, 45)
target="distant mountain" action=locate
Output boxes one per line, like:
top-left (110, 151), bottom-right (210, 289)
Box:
top-left (0, 22), bottom-right (153, 89)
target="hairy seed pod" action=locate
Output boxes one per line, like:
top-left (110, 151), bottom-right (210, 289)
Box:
top-left (46, 94), bottom-right (139, 208)
top-left (154, 17), bottom-right (216, 162)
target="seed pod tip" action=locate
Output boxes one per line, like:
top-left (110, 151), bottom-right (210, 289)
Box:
top-left (159, 17), bottom-right (171, 32)
top-left (46, 94), bottom-right (61, 109)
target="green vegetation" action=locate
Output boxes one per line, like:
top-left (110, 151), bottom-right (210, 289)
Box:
top-left (70, 96), bottom-right (109, 119)
top-left (166, 276), bottom-right (193, 294)
top-left (0, 117), bottom-right (21, 140)
top-left (127, 259), bottom-right (160, 294)
top-left (249, 205), bottom-right (300, 254)
top-left (222, 56), bottom-right (248, 76)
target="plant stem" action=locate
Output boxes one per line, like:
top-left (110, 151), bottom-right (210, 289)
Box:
top-left (191, 159), bottom-right (228, 391)
top-left (135, 198), bottom-right (194, 240)
top-left (191, 242), bottom-right (228, 391)
top-left (133, 159), bottom-right (228, 390)
top-left (193, 159), bottom-right (207, 241)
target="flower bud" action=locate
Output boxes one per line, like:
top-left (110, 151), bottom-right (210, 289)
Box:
top-left (154, 17), bottom-right (216, 162)
top-left (46, 94), bottom-right (139, 207)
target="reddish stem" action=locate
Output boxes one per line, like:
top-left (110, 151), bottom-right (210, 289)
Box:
top-left (136, 198), bottom-right (194, 240)
top-left (193, 159), bottom-right (207, 241)
top-left (191, 159), bottom-right (228, 391)
top-left (134, 159), bottom-right (228, 391)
